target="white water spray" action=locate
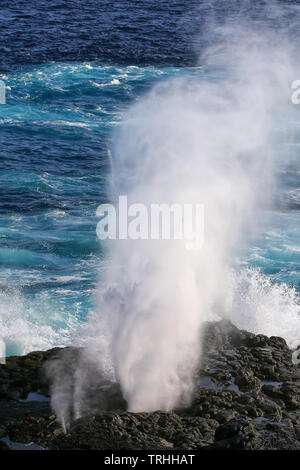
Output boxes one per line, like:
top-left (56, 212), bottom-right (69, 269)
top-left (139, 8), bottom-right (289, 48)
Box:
top-left (49, 4), bottom-right (300, 424)
top-left (85, 31), bottom-right (297, 411)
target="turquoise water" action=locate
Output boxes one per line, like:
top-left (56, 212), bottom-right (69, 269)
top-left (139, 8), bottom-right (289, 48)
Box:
top-left (0, 62), bottom-right (299, 355)
top-left (0, 64), bottom-right (204, 354)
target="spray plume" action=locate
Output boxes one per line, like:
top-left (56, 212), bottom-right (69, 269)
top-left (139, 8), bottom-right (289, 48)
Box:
top-left (48, 1), bottom-right (300, 426)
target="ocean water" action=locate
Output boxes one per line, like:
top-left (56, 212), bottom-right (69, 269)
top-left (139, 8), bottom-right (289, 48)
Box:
top-left (0, 0), bottom-right (299, 356)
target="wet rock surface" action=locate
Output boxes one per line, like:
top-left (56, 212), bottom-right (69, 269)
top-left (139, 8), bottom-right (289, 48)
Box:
top-left (0, 320), bottom-right (299, 450)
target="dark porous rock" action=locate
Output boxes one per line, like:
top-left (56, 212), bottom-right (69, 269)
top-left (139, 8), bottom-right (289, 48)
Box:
top-left (209, 416), bottom-right (261, 450)
top-left (49, 412), bottom-right (200, 450)
top-left (235, 369), bottom-right (261, 392)
top-left (0, 320), bottom-right (299, 450)
top-left (0, 347), bottom-right (65, 400)
top-left (252, 417), bottom-right (300, 450)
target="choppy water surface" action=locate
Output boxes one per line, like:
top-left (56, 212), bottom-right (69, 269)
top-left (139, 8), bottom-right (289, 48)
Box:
top-left (0, 1), bottom-right (299, 354)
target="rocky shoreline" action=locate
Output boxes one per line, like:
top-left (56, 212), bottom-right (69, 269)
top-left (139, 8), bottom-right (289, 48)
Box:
top-left (0, 320), bottom-right (299, 450)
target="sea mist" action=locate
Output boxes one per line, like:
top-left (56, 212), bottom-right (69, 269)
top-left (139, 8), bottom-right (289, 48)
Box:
top-left (48, 3), bottom-right (300, 427)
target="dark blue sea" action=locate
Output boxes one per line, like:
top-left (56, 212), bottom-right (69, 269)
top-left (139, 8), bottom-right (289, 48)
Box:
top-left (0, 0), bottom-right (299, 355)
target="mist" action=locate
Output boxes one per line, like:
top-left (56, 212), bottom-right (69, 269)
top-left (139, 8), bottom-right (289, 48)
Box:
top-left (48, 1), bottom-right (300, 426)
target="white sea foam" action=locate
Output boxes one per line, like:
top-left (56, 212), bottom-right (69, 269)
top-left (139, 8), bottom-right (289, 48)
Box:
top-left (0, 289), bottom-right (76, 356)
top-left (93, 78), bottom-right (121, 88)
top-left (223, 268), bottom-right (300, 350)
